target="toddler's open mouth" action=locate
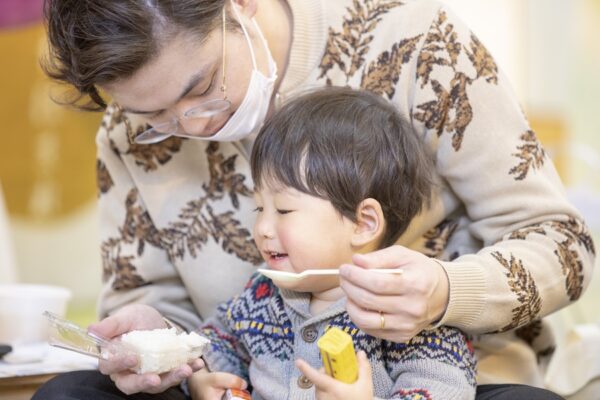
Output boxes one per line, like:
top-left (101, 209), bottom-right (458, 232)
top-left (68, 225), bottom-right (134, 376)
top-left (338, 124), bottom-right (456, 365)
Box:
top-left (268, 251), bottom-right (288, 260)
top-left (263, 251), bottom-right (289, 270)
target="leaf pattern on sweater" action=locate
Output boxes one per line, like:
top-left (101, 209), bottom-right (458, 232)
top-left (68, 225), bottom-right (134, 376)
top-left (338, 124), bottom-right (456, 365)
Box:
top-left (509, 130), bottom-right (547, 181)
top-left (464, 34), bottom-right (498, 84)
top-left (360, 35), bottom-right (422, 98)
top-left (101, 239), bottom-right (147, 291)
top-left (550, 219), bottom-right (595, 300)
top-left (126, 136), bottom-right (184, 172)
top-left (446, 72), bottom-right (473, 151)
top-left (413, 11), bottom-right (498, 151)
top-left (415, 11), bottom-right (460, 88)
top-left (491, 251), bottom-right (541, 332)
top-left (96, 159), bottom-right (113, 196)
top-left (509, 219), bottom-right (595, 301)
top-left (515, 320), bottom-right (556, 363)
top-left (508, 225), bottom-right (546, 240)
top-left (101, 142), bottom-right (261, 290)
top-left (101, 104), bottom-right (184, 172)
top-left (422, 219), bottom-right (458, 258)
top-left (101, 189), bottom-right (154, 290)
top-left (412, 79), bottom-right (450, 138)
top-left (319, 0), bottom-right (405, 84)
top-left (100, 104), bottom-right (127, 134)
top-left (515, 320), bottom-right (542, 346)
top-left (159, 143), bottom-right (261, 264)
top-left (204, 142), bottom-right (254, 209)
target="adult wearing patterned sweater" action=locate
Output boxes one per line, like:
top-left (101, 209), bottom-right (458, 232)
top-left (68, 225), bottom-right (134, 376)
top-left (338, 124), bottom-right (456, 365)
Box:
top-left (35, 0), bottom-right (593, 399)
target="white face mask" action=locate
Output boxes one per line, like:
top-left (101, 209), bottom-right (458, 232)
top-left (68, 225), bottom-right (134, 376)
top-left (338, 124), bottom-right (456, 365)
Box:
top-left (203, 2), bottom-right (277, 142)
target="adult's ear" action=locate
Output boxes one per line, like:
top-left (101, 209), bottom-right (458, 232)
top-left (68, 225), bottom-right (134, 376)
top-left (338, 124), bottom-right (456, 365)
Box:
top-left (351, 198), bottom-right (385, 249)
top-left (231, 0), bottom-right (258, 18)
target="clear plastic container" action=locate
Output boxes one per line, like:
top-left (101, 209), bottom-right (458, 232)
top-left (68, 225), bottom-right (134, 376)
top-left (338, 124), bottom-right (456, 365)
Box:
top-left (44, 311), bottom-right (115, 360)
top-left (44, 311), bottom-right (210, 374)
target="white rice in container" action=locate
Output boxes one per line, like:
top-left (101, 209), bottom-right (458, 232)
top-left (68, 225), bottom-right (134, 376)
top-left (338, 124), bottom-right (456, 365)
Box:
top-left (120, 328), bottom-right (210, 374)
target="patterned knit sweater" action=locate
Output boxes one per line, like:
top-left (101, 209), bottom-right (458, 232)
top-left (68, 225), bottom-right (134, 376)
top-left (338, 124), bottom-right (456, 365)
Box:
top-left (201, 274), bottom-right (476, 400)
top-left (96, 0), bottom-right (595, 387)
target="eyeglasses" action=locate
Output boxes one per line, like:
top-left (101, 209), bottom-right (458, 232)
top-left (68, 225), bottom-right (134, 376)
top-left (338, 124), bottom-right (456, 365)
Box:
top-left (127, 9), bottom-right (231, 144)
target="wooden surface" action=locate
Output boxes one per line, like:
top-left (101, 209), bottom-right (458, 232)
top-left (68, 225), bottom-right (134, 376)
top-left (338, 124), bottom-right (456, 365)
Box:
top-left (0, 373), bottom-right (55, 400)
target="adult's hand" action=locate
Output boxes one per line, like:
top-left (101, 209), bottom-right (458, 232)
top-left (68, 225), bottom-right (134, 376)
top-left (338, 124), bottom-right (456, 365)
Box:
top-left (339, 245), bottom-right (450, 343)
top-left (88, 304), bottom-right (204, 395)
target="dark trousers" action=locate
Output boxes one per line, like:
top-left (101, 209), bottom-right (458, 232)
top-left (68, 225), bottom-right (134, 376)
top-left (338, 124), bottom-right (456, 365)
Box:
top-left (33, 370), bottom-right (565, 400)
top-left (32, 370), bottom-right (187, 400)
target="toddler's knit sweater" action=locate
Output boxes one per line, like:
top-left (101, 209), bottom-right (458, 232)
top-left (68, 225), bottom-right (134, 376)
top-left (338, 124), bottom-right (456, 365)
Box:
top-left (202, 274), bottom-right (476, 400)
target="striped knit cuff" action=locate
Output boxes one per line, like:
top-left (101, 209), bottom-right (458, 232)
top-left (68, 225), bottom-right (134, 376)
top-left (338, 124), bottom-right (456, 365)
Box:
top-left (434, 258), bottom-right (486, 332)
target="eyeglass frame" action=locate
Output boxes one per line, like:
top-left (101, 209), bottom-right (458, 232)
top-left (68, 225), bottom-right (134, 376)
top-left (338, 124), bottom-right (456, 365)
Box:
top-left (122, 8), bottom-right (230, 145)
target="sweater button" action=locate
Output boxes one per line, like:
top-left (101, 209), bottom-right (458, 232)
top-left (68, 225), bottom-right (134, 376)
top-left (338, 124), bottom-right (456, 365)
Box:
top-left (301, 327), bottom-right (318, 343)
top-left (297, 374), bottom-right (313, 389)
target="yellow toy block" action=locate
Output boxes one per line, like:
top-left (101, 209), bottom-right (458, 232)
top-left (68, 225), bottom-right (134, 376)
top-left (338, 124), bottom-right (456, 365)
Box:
top-left (317, 327), bottom-right (358, 384)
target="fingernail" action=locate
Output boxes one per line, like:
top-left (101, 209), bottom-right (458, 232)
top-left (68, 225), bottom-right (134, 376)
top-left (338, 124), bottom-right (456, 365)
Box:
top-left (339, 265), bottom-right (350, 277)
top-left (241, 380), bottom-right (248, 390)
top-left (145, 377), bottom-right (159, 387)
top-left (178, 371), bottom-right (189, 380)
top-left (126, 356), bottom-right (138, 367)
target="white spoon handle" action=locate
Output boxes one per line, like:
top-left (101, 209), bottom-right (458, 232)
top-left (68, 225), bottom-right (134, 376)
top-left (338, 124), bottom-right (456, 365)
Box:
top-left (257, 268), bottom-right (404, 283)
top-left (300, 269), bottom-right (340, 276)
top-left (301, 268), bottom-right (404, 276)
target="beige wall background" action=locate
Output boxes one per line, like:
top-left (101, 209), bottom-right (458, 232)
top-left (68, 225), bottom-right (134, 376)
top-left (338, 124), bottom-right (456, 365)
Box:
top-left (0, 21), bottom-right (102, 320)
top-left (0, 1), bottom-right (599, 326)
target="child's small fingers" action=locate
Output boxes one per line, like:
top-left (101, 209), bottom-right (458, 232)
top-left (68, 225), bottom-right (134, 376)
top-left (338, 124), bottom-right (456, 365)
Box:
top-left (295, 359), bottom-right (332, 388)
top-left (190, 358), bottom-right (205, 371)
top-left (357, 351), bottom-right (372, 379)
top-left (209, 372), bottom-right (247, 390)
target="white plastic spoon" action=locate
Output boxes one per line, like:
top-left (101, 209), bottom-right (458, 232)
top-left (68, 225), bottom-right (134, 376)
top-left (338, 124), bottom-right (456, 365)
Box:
top-left (257, 268), bottom-right (403, 283)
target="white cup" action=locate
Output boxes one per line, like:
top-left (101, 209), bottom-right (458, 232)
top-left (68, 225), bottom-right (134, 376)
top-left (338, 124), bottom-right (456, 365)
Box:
top-left (0, 284), bottom-right (71, 345)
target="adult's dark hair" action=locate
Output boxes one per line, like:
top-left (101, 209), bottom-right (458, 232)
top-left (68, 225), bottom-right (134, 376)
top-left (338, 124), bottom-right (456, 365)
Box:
top-left (42, 0), bottom-right (226, 111)
top-left (251, 87), bottom-right (435, 248)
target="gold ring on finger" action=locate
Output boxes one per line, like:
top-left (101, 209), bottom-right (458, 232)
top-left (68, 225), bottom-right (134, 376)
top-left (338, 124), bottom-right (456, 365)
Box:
top-left (379, 310), bottom-right (385, 330)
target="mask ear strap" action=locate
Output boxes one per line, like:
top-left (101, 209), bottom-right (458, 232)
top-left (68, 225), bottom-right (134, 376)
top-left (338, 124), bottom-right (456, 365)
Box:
top-left (251, 18), bottom-right (276, 74)
top-left (230, 0), bottom-right (258, 70)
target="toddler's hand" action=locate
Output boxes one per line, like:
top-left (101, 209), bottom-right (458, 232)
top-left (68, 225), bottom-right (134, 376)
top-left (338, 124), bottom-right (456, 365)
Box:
top-left (188, 369), bottom-right (247, 400)
top-left (295, 351), bottom-right (373, 400)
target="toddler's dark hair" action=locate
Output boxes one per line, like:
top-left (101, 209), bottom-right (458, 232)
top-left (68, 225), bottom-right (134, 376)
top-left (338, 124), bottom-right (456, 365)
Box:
top-left (251, 87), bottom-right (435, 248)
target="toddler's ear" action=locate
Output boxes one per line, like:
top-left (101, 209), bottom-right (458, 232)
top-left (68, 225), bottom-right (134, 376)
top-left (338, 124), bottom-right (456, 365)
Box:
top-left (351, 198), bottom-right (385, 249)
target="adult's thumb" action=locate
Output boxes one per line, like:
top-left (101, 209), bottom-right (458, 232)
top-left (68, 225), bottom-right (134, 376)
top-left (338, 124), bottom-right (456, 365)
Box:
top-left (88, 314), bottom-right (128, 339)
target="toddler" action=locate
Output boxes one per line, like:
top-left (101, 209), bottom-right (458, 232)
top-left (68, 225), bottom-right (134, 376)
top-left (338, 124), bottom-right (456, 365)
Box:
top-left (196, 87), bottom-right (476, 400)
